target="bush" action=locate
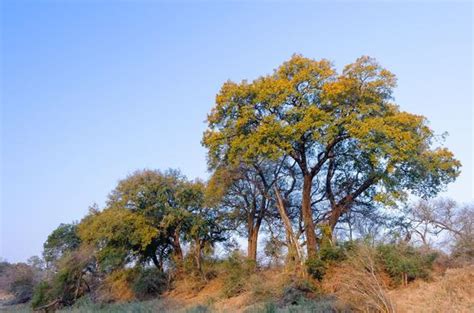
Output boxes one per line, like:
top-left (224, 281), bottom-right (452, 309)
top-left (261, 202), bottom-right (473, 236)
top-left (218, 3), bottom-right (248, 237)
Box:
top-left (9, 275), bottom-right (35, 304)
top-left (132, 267), bottom-right (168, 299)
top-left (279, 279), bottom-right (317, 306)
top-left (305, 242), bottom-right (353, 281)
top-left (305, 257), bottom-right (326, 281)
top-left (0, 262), bottom-right (40, 305)
top-left (98, 268), bottom-right (136, 302)
top-left (377, 243), bottom-right (436, 285)
top-left (221, 251), bottom-right (254, 298)
top-left (31, 281), bottom-right (52, 309)
top-left (31, 246), bottom-right (95, 309)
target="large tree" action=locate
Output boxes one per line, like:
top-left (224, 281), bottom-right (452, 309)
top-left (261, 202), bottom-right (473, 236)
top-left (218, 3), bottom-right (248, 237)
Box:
top-left (203, 55), bottom-right (460, 258)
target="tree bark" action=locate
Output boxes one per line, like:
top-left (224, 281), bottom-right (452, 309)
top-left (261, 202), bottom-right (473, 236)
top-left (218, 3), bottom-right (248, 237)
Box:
top-left (247, 221), bottom-right (261, 262)
top-left (195, 240), bottom-right (202, 273)
top-left (302, 174), bottom-right (318, 258)
top-left (172, 230), bottom-right (183, 264)
top-left (274, 186), bottom-right (302, 269)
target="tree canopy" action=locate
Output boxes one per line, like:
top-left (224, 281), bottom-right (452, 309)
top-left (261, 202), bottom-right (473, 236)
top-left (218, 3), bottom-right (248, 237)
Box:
top-left (203, 55), bottom-right (460, 257)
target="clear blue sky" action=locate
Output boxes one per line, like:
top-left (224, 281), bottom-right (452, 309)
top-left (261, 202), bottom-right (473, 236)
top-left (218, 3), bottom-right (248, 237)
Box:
top-left (1, 1), bottom-right (472, 262)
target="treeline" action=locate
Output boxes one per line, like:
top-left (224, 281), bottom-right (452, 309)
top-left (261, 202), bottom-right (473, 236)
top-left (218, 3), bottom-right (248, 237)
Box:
top-left (2, 55), bottom-right (473, 311)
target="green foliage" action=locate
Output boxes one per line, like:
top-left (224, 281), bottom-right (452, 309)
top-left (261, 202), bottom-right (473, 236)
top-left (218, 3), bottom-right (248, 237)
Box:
top-left (203, 54), bottom-right (460, 257)
top-left (319, 245), bottom-right (346, 263)
top-left (32, 246), bottom-right (95, 309)
top-left (78, 207), bottom-right (158, 272)
top-left (377, 243), bottom-right (436, 284)
top-left (305, 257), bottom-right (326, 281)
top-left (31, 281), bottom-right (51, 309)
top-left (132, 267), bottom-right (168, 299)
top-left (305, 242), bottom-right (352, 281)
top-left (221, 251), bottom-right (254, 298)
top-left (43, 223), bottom-right (81, 266)
top-left (78, 169), bottom-right (225, 274)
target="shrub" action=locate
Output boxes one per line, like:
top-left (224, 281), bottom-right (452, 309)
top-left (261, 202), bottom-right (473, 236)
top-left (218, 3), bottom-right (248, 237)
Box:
top-left (279, 279), bottom-right (317, 306)
top-left (221, 251), bottom-right (254, 298)
top-left (8, 275), bottom-right (36, 304)
top-left (31, 281), bottom-right (52, 309)
top-left (31, 246), bottom-right (95, 309)
top-left (0, 261), bottom-right (42, 305)
top-left (132, 267), bottom-right (168, 299)
top-left (98, 268), bottom-right (136, 302)
top-left (377, 243), bottom-right (436, 285)
top-left (305, 257), bottom-right (326, 281)
top-left (305, 242), bottom-right (353, 281)
top-left (320, 244), bottom-right (348, 263)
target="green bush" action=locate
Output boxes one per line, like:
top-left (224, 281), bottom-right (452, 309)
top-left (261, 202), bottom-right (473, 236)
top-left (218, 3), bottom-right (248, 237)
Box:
top-left (31, 247), bottom-right (95, 309)
top-left (305, 257), bottom-right (326, 281)
top-left (31, 281), bottom-right (52, 309)
top-left (221, 251), bottom-right (254, 298)
top-left (377, 243), bottom-right (436, 284)
top-left (320, 244), bottom-right (347, 263)
top-left (132, 267), bottom-right (168, 299)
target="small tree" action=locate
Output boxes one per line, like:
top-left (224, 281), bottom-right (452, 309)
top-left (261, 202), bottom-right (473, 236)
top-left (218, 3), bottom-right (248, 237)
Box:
top-left (43, 223), bottom-right (81, 268)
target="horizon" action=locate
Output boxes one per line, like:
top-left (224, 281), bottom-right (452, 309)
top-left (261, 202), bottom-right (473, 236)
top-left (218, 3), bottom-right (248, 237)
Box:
top-left (1, 1), bottom-right (473, 263)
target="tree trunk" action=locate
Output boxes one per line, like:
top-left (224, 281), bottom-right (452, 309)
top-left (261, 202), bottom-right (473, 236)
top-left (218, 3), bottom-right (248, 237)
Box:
top-left (173, 230), bottom-right (183, 264)
top-left (302, 174), bottom-right (318, 258)
top-left (247, 223), bottom-right (261, 262)
top-left (328, 205), bottom-right (344, 232)
top-left (195, 240), bottom-right (202, 273)
top-left (151, 254), bottom-right (163, 271)
top-left (274, 186), bottom-right (302, 268)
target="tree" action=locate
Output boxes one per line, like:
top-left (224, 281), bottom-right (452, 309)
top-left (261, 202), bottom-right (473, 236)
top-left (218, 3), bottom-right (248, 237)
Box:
top-left (106, 169), bottom-right (193, 267)
top-left (203, 54), bottom-right (460, 258)
top-left (180, 179), bottom-right (226, 272)
top-left (77, 207), bottom-right (158, 272)
top-left (79, 169), bottom-right (225, 273)
top-left (209, 163), bottom-right (274, 262)
top-left (31, 246), bottom-right (96, 310)
top-left (408, 199), bottom-right (474, 260)
top-left (43, 223), bottom-right (81, 268)
top-left (0, 261), bottom-right (41, 304)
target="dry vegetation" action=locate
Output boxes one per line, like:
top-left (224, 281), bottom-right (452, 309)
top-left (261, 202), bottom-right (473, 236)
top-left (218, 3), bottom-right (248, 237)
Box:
top-left (389, 266), bottom-right (474, 313)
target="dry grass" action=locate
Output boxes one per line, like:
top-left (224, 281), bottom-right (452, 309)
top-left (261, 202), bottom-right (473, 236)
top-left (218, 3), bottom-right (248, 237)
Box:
top-left (167, 268), bottom-right (293, 312)
top-left (390, 265), bottom-right (474, 313)
top-left (322, 245), bottom-right (395, 312)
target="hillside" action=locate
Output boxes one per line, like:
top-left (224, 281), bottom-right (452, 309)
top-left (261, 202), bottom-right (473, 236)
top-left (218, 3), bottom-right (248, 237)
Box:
top-left (2, 265), bottom-right (473, 312)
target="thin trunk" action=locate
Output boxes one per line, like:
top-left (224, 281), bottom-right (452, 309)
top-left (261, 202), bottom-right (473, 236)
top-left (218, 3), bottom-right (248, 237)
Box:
top-left (274, 186), bottom-right (301, 267)
top-left (195, 240), bottom-right (202, 273)
top-left (302, 174), bottom-right (318, 258)
top-left (151, 254), bottom-right (163, 271)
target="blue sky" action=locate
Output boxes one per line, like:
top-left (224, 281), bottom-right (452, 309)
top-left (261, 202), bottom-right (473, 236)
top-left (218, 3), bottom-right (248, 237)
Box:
top-left (1, 1), bottom-right (472, 262)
